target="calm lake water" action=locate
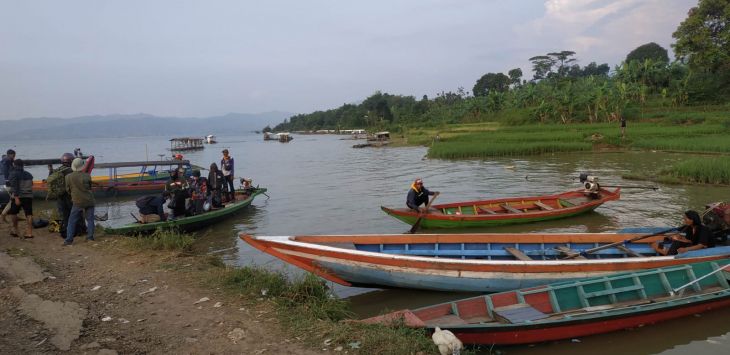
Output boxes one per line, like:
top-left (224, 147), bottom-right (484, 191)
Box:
top-left (6, 133), bottom-right (730, 354)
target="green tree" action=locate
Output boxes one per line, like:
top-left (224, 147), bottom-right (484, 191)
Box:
top-left (626, 42), bottom-right (669, 63)
top-left (528, 55), bottom-right (555, 81)
top-left (473, 72), bottom-right (511, 96)
top-left (673, 0), bottom-right (730, 72)
top-left (508, 68), bottom-right (523, 87)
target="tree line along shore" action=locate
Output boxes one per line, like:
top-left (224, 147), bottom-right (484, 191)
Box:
top-left (269, 1), bottom-right (730, 186)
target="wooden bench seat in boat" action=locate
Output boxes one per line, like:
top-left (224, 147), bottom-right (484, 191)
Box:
top-left (493, 303), bottom-right (549, 324)
top-left (500, 204), bottom-right (523, 214)
top-left (556, 246), bottom-right (587, 259)
top-left (534, 201), bottom-right (555, 211)
top-left (504, 247), bottom-right (533, 261)
top-left (616, 245), bottom-right (643, 257)
top-left (476, 206), bottom-right (497, 214)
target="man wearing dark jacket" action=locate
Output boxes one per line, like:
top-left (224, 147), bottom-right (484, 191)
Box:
top-left (136, 192), bottom-right (170, 223)
top-left (406, 178), bottom-right (439, 212)
top-left (7, 159), bottom-right (34, 238)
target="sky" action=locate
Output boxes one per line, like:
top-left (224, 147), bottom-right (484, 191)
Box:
top-left (0, 0), bottom-right (697, 120)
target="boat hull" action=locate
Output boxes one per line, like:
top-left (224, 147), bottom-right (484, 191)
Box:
top-left (381, 188), bottom-right (620, 229)
top-left (106, 188), bottom-right (267, 235)
top-left (240, 233), bottom-right (730, 292)
top-left (452, 296), bottom-right (730, 345)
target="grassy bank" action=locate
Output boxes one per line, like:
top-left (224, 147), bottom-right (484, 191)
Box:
top-left (625, 156), bottom-right (730, 185)
top-left (112, 229), bottom-right (445, 354)
top-left (414, 120), bottom-right (730, 159)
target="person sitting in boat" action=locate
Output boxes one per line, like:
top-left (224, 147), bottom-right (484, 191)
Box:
top-left (207, 163), bottom-right (224, 208)
top-left (187, 170), bottom-right (207, 215)
top-left (165, 168), bottom-right (189, 219)
top-left (136, 191), bottom-right (170, 223)
top-left (652, 210), bottom-right (714, 255)
top-left (406, 178), bottom-right (439, 213)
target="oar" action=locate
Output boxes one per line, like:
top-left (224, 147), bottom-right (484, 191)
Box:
top-left (670, 264), bottom-right (730, 296)
top-left (130, 212), bottom-right (142, 224)
top-left (562, 227), bottom-right (678, 259)
top-left (600, 185), bottom-right (659, 190)
top-left (407, 192), bottom-right (440, 234)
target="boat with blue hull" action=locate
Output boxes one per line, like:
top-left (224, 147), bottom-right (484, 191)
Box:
top-left (241, 232), bottom-right (730, 292)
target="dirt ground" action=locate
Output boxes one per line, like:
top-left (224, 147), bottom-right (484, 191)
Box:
top-left (0, 221), bottom-right (322, 355)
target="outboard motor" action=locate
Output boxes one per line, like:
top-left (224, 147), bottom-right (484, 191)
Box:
top-left (579, 173), bottom-right (600, 198)
top-left (703, 202), bottom-right (730, 245)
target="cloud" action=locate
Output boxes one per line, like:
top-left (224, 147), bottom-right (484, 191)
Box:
top-left (516, 0), bottom-right (694, 66)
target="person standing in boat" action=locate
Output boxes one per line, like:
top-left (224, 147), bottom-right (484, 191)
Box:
top-left (187, 170), bottom-right (207, 215)
top-left (220, 149), bottom-right (235, 202)
top-left (207, 162), bottom-right (224, 208)
top-left (406, 178), bottom-right (439, 213)
top-left (165, 168), bottom-right (189, 219)
top-left (651, 210), bottom-right (714, 255)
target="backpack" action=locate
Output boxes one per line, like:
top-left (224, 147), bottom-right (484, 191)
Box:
top-left (135, 195), bottom-right (157, 209)
top-left (46, 166), bottom-right (71, 200)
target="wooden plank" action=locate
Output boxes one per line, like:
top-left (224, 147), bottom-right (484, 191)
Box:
top-left (493, 303), bottom-right (549, 324)
top-left (534, 201), bottom-right (555, 211)
top-left (504, 247), bottom-right (532, 261)
top-left (501, 204), bottom-right (523, 214)
top-left (477, 207), bottom-right (497, 215)
top-left (616, 245), bottom-right (643, 257)
top-left (584, 284), bottom-right (644, 298)
top-left (556, 246), bottom-right (586, 259)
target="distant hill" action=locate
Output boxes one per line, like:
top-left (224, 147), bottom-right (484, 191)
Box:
top-left (0, 112), bottom-right (293, 140)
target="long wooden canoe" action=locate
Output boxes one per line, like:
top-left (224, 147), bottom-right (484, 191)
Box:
top-left (240, 232), bottom-right (730, 292)
top-left (362, 259), bottom-right (730, 345)
top-left (33, 180), bottom-right (168, 199)
top-left (106, 187), bottom-right (267, 235)
top-left (381, 188), bottom-right (620, 229)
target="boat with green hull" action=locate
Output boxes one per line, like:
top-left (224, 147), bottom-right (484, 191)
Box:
top-left (363, 258), bottom-right (730, 345)
top-left (105, 187), bottom-right (267, 235)
top-left (381, 187), bottom-right (620, 229)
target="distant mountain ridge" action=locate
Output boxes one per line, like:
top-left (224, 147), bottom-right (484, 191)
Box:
top-left (0, 112), bottom-right (293, 140)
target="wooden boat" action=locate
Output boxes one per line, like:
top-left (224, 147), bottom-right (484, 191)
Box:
top-left (362, 259), bottom-right (730, 345)
top-left (381, 188), bottom-right (620, 229)
top-left (32, 160), bottom-right (192, 199)
top-left (240, 232), bottom-right (730, 292)
top-left (106, 187), bottom-right (267, 235)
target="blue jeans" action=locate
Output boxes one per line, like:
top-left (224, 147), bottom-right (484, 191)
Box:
top-left (66, 205), bottom-right (95, 243)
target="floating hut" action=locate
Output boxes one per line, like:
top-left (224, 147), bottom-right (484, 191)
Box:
top-left (170, 137), bottom-right (204, 151)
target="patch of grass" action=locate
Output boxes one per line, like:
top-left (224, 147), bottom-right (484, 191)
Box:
top-left (632, 136), bottom-right (730, 153)
top-left (661, 157), bottom-right (730, 184)
top-left (220, 266), bottom-right (442, 354)
top-left (125, 229), bottom-right (195, 252)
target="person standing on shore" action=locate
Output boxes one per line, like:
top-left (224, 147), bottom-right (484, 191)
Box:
top-left (64, 158), bottom-right (95, 246)
top-left (220, 149), bottom-right (235, 201)
top-left (7, 159), bottom-right (34, 238)
top-left (620, 116), bottom-right (627, 139)
top-left (1, 149), bottom-right (17, 222)
top-left (47, 153), bottom-right (75, 238)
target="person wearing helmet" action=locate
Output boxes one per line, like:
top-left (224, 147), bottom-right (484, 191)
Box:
top-left (48, 153), bottom-right (76, 238)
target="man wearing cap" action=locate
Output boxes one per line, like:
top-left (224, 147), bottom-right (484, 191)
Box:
top-left (64, 158), bottom-right (95, 245)
top-left (220, 149), bottom-right (235, 201)
top-left (51, 153), bottom-right (75, 238)
top-left (406, 178), bottom-right (439, 213)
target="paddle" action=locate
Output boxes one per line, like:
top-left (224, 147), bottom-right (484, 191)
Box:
top-left (130, 212), bottom-right (142, 224)
top-left (670, 264), bottom-right (730, 296)
top-left (562, 227), bottom-right (678, 259)
top-left (407, 192), bottom-right (440, 234)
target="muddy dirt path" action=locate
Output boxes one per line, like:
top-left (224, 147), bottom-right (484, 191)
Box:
top-left (0, 224), bottom-right (321, 355)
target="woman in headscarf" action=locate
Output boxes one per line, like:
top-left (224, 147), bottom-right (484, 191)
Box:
top-left (652, 210), bottom-right (714, 255)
